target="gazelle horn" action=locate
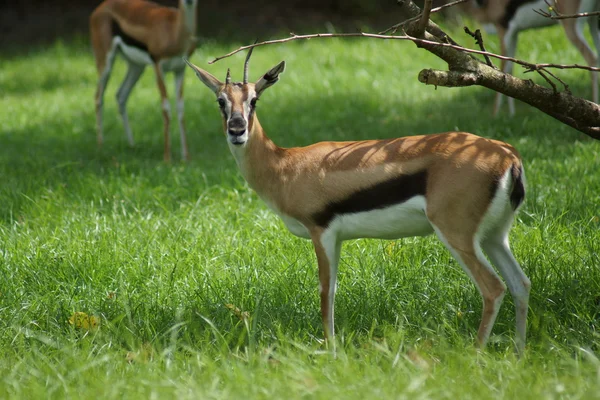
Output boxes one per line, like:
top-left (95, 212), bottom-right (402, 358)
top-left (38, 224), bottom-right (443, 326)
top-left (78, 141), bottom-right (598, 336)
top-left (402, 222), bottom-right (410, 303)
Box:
top-left (243, 41), bottom-right (258, 84)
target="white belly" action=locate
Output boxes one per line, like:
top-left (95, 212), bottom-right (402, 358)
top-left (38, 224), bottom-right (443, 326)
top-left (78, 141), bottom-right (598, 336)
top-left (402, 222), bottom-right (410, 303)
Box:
top-left (114, 37), bottom-right (186, 71)
top-left (114, 37), bottom-right (153, 65)
top-left (332, 196), bottom-right (433, 240)
top-left (270, 196), bottom-right (432, 241)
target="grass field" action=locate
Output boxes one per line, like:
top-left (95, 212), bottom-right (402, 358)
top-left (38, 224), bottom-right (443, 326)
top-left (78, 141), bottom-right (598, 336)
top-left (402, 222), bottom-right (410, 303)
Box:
top-left (1, 19), bottom-right (599, 399)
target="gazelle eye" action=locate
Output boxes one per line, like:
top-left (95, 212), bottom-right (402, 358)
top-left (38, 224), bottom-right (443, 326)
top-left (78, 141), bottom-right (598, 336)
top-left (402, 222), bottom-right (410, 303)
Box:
top-left (250, 98), bottom-right (258, 108)
top-left (217, 98), bottom-right (226, 108)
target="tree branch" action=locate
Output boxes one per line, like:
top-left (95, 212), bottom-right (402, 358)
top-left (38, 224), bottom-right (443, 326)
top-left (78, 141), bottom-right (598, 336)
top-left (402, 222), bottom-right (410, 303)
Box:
top-left (534, 0), bottom-right (600, 20)
top-left (419, 68), bottom-right (600, 138)
top-left (464, 27), bottom-right (494, 67)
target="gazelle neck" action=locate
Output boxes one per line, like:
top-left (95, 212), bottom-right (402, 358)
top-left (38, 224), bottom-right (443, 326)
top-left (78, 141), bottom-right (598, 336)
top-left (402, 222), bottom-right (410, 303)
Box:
top-left (228, 115), bottom-right (286, 192)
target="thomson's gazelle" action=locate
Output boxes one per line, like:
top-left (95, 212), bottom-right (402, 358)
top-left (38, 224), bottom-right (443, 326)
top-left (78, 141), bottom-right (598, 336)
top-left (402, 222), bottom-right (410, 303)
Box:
top-left (185, 52), bottom-right (530, 353)
top-left (90, 0), bottom-right (198, 161)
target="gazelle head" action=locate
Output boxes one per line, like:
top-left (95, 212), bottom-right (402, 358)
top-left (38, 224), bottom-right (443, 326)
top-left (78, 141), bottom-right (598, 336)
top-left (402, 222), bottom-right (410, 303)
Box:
top-left (185, 49), bottom-right (285, 146)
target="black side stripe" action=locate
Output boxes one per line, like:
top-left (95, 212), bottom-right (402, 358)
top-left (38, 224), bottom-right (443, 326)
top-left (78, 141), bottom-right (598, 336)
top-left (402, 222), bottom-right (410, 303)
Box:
top-left (500, 0), bottom-right (538, 28)
top-left (312, 170), bottom-right (428, 227)
top-left (489, 177), bottom-right (500, 205)
top-left (111, 20), bottom-right (157, 62)
top-left (510, 164), bottom-right (525, 210)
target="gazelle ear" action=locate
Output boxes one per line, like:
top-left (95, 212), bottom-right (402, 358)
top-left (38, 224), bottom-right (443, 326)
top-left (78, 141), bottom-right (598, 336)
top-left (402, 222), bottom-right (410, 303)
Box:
top-left (255, 61), bottom-right (286, 96)
top-left (184, 58), bottom-right (223, 94)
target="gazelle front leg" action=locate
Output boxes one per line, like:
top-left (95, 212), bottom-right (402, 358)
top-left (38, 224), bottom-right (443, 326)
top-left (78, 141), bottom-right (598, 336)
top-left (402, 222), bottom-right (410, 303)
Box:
top-left (310, 227), bottom-right (342, 351)
top-left (153, 62), bottom-right (171, 162)
top-left (174, 68), bottom-right (189, 161)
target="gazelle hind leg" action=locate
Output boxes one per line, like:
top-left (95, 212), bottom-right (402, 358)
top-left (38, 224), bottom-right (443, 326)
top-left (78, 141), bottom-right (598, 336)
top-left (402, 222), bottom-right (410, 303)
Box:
top-left (482, 233), bottom-right (530, 354)
top-left (174, 68), bottom-right (189, 161)
top-left (116, 62), bottom-right (145, 147)
top-left (561, 12), bottom-right (598, 103)
top-left (433, 227), bottom-right (507, 348)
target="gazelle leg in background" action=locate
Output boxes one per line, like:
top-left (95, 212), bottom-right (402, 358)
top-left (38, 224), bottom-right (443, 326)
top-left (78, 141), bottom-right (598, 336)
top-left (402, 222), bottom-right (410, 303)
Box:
top-left (561, 14), bottom-right (598, 102)
top-left (153, 62), bottom-right (171, 162)
top-left (116, 62), bottom-right (145, 147)
top-left (493, 27), bottom-right (509, 117)
top-left (94, 41), bottom-right (118, 147)
top-left (587, 13), bottom-right (600, 103)
top-left (495, 27), bottom-right (518, 116)
top-left (174, 68), bottom-right (189, 161)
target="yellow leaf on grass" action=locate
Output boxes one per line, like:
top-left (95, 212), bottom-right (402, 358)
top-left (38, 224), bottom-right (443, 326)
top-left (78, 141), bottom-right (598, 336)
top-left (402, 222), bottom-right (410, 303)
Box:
top-left (385, 242), bottom-right (395, 257)
top-left (225, 303), bottom-right (250, 321)
top-left (68, 312), bottom-right (100, 330)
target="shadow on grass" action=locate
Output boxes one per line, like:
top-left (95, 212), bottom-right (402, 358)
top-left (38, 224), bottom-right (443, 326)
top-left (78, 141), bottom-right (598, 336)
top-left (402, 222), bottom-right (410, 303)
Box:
top-left (0, 76), bottom-right (595, 226)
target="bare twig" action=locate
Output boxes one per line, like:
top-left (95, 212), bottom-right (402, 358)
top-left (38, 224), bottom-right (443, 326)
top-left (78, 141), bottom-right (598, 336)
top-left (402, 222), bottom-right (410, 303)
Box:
top-left (540, 68), bottom-right (571, 94)
top-left (379, 0), bottom-right (469, 35)
top-left (464, 27), bottom-right (494, 67)
top-left (537, 69), bottom-right (558, 94)
top-left (542, 10), bottom-right (600, 19)
top-left (209, 32), bottom-right (600, 74)
top-left (534, 0), bottom-right (600, 20)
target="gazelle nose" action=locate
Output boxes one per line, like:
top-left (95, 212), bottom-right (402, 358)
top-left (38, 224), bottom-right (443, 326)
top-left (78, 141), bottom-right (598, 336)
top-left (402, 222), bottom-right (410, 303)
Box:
top-left (228, 116), bottom-right (247, 136)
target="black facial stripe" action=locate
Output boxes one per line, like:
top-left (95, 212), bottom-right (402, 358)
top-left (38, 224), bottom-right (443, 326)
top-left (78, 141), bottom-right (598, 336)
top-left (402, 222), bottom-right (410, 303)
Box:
top-left (111, 20), bottom-right (156, 61)
top-left (312, 170), bottom-right (428, 227)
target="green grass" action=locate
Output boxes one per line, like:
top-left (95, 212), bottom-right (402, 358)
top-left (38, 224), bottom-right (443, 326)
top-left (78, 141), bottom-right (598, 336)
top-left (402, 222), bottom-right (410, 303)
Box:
top-left (1, 22), bottom-right (600, 399)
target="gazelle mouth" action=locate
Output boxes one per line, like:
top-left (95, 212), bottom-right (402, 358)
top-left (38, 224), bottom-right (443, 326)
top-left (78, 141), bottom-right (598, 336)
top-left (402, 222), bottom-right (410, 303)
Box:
top-left (229, 136), bottom-right (246, 145)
